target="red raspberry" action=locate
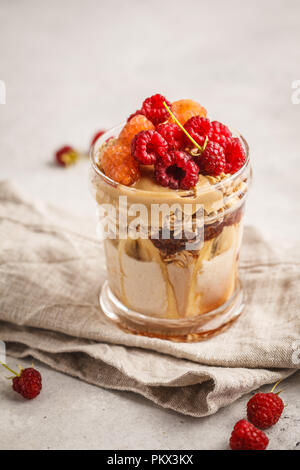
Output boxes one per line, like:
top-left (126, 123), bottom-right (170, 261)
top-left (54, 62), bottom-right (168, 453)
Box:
top-left (141, 94), bottom-right (171, 125)
top-left (184, 116), bottom-right (212, 147)
top-left (132, 130), bottom-right (168, 165)
top-left (230, 420), bottom-right (269, 450)
top-left (196, 141), bottom-right (226, 176)
top-left (209, 120), bottom-right (232, 146)
top-left (156, 123), bottom-right (185, 150)
top-left (10, 367), bottom-right (42, 400)
top-left (184, 117), bottom-right (233, 150)
top-left (90, 130), bottom-right (106, 148)
top-left (225, 137), bottom-right (246, 174)
top-left (127, 109), bottom-right (145, 122)
top-left (247, 392), bottom-right (284, 429)
top-left (155, 150), bottom-right (199, 190)
top-left (55, 146), bottom-right (78, 167)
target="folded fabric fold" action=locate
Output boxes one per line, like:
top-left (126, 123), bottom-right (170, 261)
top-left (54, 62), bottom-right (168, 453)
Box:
top-left (0, 180), bottom-right (299, 416)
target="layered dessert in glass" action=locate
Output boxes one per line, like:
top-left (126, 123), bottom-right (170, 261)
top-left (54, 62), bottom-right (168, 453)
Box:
top-left (90, 94), bottom-right (251, 341)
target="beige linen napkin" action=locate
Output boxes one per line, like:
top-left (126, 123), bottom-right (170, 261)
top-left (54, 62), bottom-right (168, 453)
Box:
top-left (0, 180), bottom-right (299, 417)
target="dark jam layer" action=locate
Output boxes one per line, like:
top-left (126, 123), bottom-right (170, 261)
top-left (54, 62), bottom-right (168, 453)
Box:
top-left (151, 203), bottom-right (244, 256)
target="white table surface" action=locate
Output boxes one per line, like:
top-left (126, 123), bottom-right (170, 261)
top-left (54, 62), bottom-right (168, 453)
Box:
top-left (0, 0), bottom-right (299, 450)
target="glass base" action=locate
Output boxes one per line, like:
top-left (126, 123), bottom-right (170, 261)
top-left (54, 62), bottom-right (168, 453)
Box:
top-left (99, 281), bottom-right (244, 342)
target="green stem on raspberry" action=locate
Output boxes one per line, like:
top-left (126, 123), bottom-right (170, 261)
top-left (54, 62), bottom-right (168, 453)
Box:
top-left (0, 362), bottom-right (19, 376)
top-left (270, 380), bottom-right (282, 393)
top-left (163, 101), bottom-right (205, 152)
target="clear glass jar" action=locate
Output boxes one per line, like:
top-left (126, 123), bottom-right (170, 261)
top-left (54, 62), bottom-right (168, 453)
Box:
top-left (89, 125), bottom-right (251, 342)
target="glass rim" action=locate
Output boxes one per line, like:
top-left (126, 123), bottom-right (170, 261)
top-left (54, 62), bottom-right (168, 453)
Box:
top-left (90, 123), bottom-right (250, 195)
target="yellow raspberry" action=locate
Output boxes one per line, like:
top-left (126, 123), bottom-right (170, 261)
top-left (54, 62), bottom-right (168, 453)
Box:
top-left (100, 144), bottom-right (140, 186)
top-left (168, 99), bottom-right (207, 125)
top-left (118, 114), bottom-right (154, 147)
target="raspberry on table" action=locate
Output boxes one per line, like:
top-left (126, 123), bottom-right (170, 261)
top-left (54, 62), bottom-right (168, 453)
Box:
top-left (118, 114), bottom-right (154, 148)
top-left (247, 392), bottom-right (284, 429)
top-left (55, 145), bottom-right (78, 167)
top-left (169, 99), bottom-right (207, 125)
top-left (155, 150), bottom-right (199, 190)
top-left (101, 143), bottom-right (140, 185)
top-left (230, 419), bottom-right (269, 450)
top-left (1, 362), bottom-right (42, 400)
top-left (225, 137), bottom-right (246, 174)
top-left (196, 141), bottom-right (226, 176)
top-left (184, 116), bottom-right (212, 147)
top-left (131, 130), bottom-right (168, 165)
top-left (141, 94), bottom-right (171, 125)
top-left (12, 367), bottom-right (42, 400)
top-left (156, 123), bottom-right (185, 151)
